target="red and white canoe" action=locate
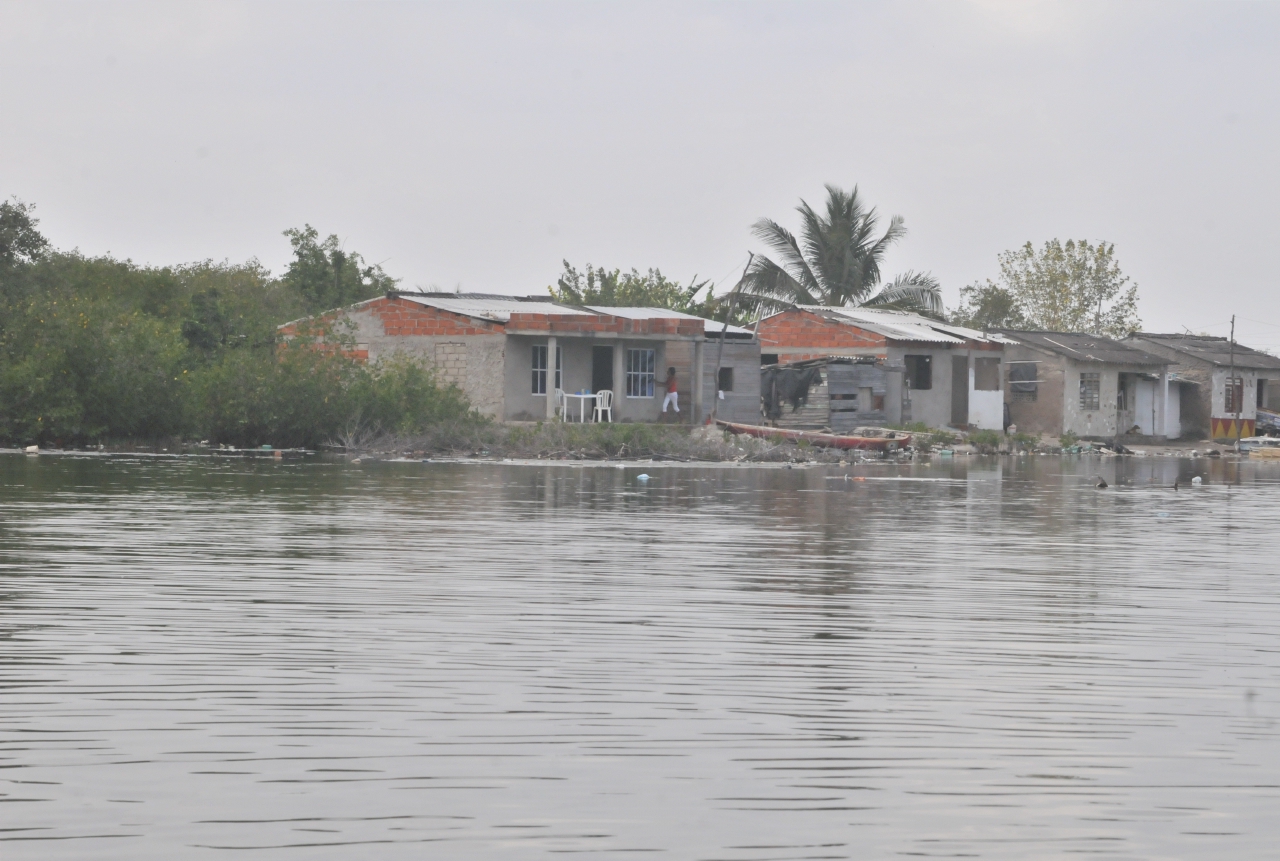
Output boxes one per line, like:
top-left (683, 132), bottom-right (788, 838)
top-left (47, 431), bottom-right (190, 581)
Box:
top-left (716, 420), bottom-right (911, 451)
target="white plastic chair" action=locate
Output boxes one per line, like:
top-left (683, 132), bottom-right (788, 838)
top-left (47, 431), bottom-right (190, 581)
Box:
top-left (593, 389), bottom-right (614, 423)
top-left (554, 388), bottom-right (566, 419)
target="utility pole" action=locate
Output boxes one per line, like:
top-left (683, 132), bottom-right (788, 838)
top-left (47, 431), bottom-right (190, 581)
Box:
top-left (709, 253), bottom-right (753, 425)
top-left (1229, 314), bottom-right (1239, 452)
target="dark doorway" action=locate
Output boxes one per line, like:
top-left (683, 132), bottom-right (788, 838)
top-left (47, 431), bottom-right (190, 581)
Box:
top-left (951, 356), bottom-right (969, 427)
top-left (592, 346), bottom-right (614, 393)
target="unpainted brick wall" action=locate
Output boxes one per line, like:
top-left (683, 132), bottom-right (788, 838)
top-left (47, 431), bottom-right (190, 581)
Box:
top-left (758, 310), bottom-right (886, 351)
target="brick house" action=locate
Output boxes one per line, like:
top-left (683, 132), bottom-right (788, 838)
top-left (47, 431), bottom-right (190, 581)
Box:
top-left (280, 292), bottom-right (760, 424)
top-left (757, 306), bottom-right (1011, 430)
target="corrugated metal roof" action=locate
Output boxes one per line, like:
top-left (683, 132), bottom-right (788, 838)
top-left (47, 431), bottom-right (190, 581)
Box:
top-left (794, 306), bottom-right (1015, 345)
top-left (586, 306), bottom-right (753, 336)
top-left (922, 320), bottom-right (1019, 345)
top-left (998, 330), bottom-right (1169, 366)
top-left (396, 293), bottom-right (591, 323)
top-left (801, 306), bottom-right (963, 343)
top-left (1129, 334), bottom-right (1280, 370)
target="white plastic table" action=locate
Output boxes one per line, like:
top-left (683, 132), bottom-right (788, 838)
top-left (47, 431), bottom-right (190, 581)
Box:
top-left (562, 392), bottom-right (597, 422)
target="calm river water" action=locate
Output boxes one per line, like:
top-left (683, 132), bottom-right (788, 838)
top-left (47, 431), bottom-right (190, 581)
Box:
top-left (1, 453), bottom-right (1278, 859)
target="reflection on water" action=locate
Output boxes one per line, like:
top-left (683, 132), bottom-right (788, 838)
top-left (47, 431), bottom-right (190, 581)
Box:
top-left (0, 453), bottom-right (1278, 860)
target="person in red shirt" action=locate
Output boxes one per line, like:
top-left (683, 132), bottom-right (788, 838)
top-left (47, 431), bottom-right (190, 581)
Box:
top-left (661, 367), bottom-right (679, 414)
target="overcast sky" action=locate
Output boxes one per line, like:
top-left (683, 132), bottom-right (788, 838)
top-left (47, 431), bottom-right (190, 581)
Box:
top-left (4, 1), bottom-right (1279, 350)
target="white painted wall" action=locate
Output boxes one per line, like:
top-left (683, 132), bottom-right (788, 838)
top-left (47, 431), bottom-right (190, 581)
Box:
top-left (968, 360), bottom-right (1004, 430)
top-left (1210, 368), bottom-right (1258, 419)
top-left (969, 390), bottom-right (1003, 430)
top-left (1135, 379), bottom-right (1156, 435)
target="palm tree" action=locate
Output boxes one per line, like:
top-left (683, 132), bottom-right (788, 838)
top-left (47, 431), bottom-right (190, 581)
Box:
top-left (735, 184), bottom-right (943, 316)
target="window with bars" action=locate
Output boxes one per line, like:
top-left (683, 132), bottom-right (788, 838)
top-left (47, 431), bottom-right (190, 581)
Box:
top-left (1079, 372), bottom-right (1100, 411)
top-left (626, 349), bottom-right (655, 397)
top-left (1009, 362), bottom-right (1037, 402)
top-left (531, 345), bottom-right (562, 395)
top-left (1225, 376), bottom-right (1244, 413)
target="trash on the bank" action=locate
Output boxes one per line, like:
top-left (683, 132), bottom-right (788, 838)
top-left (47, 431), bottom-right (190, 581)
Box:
top-left (636, 474), bottom-right (650, 481)
top-left (1191, 476), bottom-right (1203, 486)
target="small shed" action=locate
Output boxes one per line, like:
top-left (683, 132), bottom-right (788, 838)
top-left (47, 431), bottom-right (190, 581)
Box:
top-left (762, 356), bottom-right (905, 432)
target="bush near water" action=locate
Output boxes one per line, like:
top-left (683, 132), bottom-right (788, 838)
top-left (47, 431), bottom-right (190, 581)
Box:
top-left (0, 202), bottom-right (479, 448)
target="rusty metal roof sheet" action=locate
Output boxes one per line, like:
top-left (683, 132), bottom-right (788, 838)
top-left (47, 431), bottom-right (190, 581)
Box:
top-left (998, 330), bottom-right (1169, 366)
top-left (1128, 334), bottom-right (1280, 370)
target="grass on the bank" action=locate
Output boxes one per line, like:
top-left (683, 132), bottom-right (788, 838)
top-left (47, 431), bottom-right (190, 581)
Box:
top-left (355, 420), bottom-right (855, 463)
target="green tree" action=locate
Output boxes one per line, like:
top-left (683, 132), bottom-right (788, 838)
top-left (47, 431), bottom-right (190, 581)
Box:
top-left (0, 198), bottom-right (49, 270)
top-left (0, 286), bottom-right (189, 443)
top-left (735, 184), bottom-right (943, 316)
top-left (0, 202), bottom-right (480, 447)
top-left (949, 282), bottom-right (1027, 330)
top-left (282, 225), bottom-right (398, 314)
top-left (965, 239), bottom-right (1140, 337)
top-left (548, 261), bottom-right (711, 313)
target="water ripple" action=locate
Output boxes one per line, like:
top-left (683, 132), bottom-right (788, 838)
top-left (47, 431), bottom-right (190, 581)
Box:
top-left (0, 454), bottom-right (1277, 859)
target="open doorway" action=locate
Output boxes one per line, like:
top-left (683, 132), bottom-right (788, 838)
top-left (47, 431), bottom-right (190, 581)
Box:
top-left (592, 346), bottom-right (614, 393)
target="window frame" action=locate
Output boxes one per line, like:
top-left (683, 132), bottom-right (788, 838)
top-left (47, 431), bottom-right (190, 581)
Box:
top-left (1225, 376), bottom-right (1245, 413)
top-left (904, 354), bottom-right (932, 390)
top-left (531, 345), bottom-right (562, 395)
top-left (717, 366), bottom-right (734, 393)
top-left (973, 357), bottom-right (1000, 392)
top-left (1009, 361), bottom-right (1037, 403)
top-left (1079, 372), bottom-right (1100, 411)
top-left (625, 348), bottom-right (656, 398)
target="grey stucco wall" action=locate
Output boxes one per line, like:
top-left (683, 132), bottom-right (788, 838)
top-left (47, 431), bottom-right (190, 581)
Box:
top-left (885, 345), bottom-right (953, 428)
top-left (346, 308), bottom-right (506, 419)
top-left (1060, 361), bottom-right (1118, 438)
top-left (700, 341), bottom-right (762, 424)
top-left (502, 335), bottom-right (675, 422)
top-left (1004, 348), bottom-right (1174, 439)
top-left (1059, 361), bottom-right (1169, 439)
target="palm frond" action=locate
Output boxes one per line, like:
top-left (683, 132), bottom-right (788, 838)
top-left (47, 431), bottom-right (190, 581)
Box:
top-left (862, 271), bottom-right (944, 316)
top-left (750, 219), bottom-right (818, 292)
top-left (731, 256), bottom-right (820, 317)
top-left (795, 199), bottom-right (835, 295)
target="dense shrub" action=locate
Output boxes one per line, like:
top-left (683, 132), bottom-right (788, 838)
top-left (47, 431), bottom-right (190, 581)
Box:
top-left (0, 206), bottom-right (476, 447)
top-left (967, 429), bottom-right (1002, 453)
top-left (186, 346), bottom-right (479, 449)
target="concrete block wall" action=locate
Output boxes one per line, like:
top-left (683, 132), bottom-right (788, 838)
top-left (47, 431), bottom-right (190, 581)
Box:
top-left (282, 298), bottom-right (508, 419)
top-left (701, 342), bottom-right (762, 424)
top-left (355, 306), bottom-right (507, 419)
top-left (501, 335), bottom-right (676, 423)
top-left (1004, 345), bottom-right (1067, 436)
